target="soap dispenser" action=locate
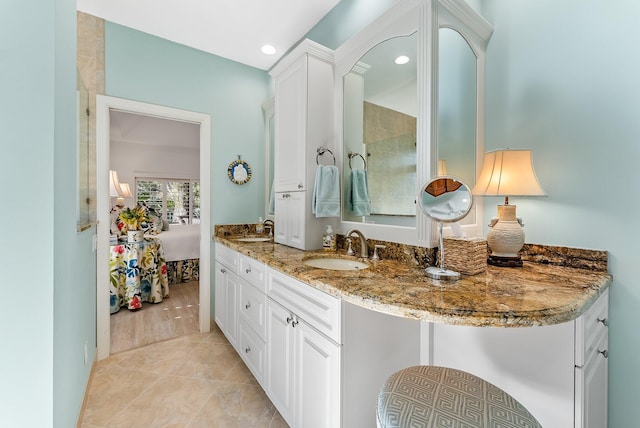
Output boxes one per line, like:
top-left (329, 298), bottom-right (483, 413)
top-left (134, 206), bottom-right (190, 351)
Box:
top-left (323, 225), bottom-right (336, 251)
top-left (256, 217), bottom-right (264, 234)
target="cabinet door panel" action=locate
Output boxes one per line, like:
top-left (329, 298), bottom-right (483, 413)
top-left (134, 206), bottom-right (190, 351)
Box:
top-left (287, 191), bottom-right (305, 248)
top-left (274, 56), bottom-right (307, 192)
top-left (575, 332), bottom-right (608, 428)
top-left (224, 273), bottom-right (240, 348)
top-left (239, 279), bottom-right (267, 339)
top-left (295, 321), bottom-right (341, 428)
top-left (214, 262), bottom-right (227, 331)
top-left (266, 298), bottom-right (295, 426)
top-left (239, 322), bottom-right (266, 387)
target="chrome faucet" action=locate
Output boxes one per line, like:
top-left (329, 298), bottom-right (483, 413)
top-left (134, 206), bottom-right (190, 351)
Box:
top-left (345, 229), bottom-right (369, 258)
top-left (262, 219), bottom-right (275, 237)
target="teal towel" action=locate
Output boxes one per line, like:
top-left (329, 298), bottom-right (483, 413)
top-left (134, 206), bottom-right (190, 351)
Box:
top-left (347, 169), bottom-right (371, 216)
top-left (312, 165), bottom-right (341, 218)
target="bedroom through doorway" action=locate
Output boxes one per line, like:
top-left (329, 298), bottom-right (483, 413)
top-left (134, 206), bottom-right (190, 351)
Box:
top-left (96, 96), bottom-right (211, 360)
top-left (108, 110), bottom-right (202, 353)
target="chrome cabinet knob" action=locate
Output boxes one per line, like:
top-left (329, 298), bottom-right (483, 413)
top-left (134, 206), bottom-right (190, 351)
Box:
top-left (298, 183), bottom-right (303, 189)
top-left (598, 349), bottom-right (608, 358)
top-left (245, 302), bottom-right (251, 309)
top-left (245, 267), bottom-right (251, 274)
top-left (286, 316), bottom-right (293, 324)
top-left (291, 319), bottom-right (299, 327)
top-left (220, 268), bottom-right (226, 274)
top-left (597, 317), bottom-right (608, 327)
top-left (245, 346), bottom-right (251, 354)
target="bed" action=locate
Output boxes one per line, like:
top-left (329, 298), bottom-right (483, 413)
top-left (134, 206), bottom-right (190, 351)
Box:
top-left (148, 223), bottom-right (200, 284)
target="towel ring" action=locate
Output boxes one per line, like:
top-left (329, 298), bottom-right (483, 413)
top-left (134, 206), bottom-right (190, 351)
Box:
top-left (348, 152), bottom-right (367, 170)
top-left (316, 147), bottom-right (336, 165)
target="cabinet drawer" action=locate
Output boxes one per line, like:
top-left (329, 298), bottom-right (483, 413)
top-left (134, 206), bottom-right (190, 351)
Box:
top-left (239, 279), bottom-right (267, 339)
top-left (239, 322), bottom-right (266, 386)
top-left (267, 268), bottom-right (341, 343)
top-left (575, 289), bottom-right (609, 367)
top-left (215, 243), bottom-right (239, 272)
top-left (238, 253), bottom-right (267, 292)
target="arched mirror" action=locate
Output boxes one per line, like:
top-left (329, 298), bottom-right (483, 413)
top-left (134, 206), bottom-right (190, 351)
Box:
top-left (342, 33), bottom-right (418, 227)
top-left (418, 176), bottom-right (473, 280)
top-left (335, 0), bottom-right (492, 246)
top-left (437, 27), bottom-right (477, 227)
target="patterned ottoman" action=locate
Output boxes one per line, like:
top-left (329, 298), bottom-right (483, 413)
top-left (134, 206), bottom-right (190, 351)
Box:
top-left (377, 365), bottom-right (542, 428)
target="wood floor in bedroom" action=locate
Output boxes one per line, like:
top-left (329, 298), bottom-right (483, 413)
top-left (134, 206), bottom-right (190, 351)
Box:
top-left (80, 281), bottom-right (287, 427)
top-left (110, 280), bottom-right (201, 354)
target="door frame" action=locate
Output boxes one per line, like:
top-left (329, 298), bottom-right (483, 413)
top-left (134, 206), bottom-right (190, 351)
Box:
top-left (96, 95), bottom-right (211, 360)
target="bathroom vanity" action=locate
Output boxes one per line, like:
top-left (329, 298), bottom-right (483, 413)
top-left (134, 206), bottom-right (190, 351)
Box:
top-left (213, 232), bottom-right (611, 428)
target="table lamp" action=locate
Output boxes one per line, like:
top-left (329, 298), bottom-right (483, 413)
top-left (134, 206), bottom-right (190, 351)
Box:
top-left (116, 182), bottom-right (133, 208)
top-left (472, 149), bottom-right (546, 267)
top-left (109, 170), bottom-right (124, 198)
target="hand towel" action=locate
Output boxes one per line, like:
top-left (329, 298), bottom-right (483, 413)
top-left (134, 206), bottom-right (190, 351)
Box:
top-left (347, 168), bottom-right (371, 216)
top-left (312, 165), bottom-right (341, 218)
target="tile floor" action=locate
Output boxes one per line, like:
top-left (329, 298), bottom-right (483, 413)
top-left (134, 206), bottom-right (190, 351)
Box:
top-left (80, 282), bottom-right (287, 427)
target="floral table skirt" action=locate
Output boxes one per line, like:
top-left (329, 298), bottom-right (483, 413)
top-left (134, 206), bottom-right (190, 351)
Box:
top-left (109, 240), bottom-right (169, 313)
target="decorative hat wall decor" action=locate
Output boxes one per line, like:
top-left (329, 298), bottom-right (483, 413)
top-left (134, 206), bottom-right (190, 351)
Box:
top-left (227, 155), bottom-right (252, 185)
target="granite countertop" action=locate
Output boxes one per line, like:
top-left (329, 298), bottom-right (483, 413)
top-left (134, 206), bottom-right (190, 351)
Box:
top-left (214, 234), bottom-right (612, 328)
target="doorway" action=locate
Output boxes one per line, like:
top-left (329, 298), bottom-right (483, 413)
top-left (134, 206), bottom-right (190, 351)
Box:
top-left (96, 96), bottom-right (211, 360)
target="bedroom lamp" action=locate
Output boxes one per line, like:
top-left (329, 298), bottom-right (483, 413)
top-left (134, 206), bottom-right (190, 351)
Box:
top-left (109, 170), bottom-right (123, 198)
top-left (116, 182), bottom-right (133, 208)
top-left (472, 149), bottom-right (546, 267)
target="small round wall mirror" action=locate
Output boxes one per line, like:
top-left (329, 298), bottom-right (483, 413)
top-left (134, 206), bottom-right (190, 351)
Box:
top-left (418, 176), bottom-right (473, 281)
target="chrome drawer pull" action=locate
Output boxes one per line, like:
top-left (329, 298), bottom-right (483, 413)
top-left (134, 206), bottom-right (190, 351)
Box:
top-left (598, 349), bottom-right (608, 358)
top-left (597, 317), bottom-right (608, 327)
top-left (245, 302), bottom-right (251, 309)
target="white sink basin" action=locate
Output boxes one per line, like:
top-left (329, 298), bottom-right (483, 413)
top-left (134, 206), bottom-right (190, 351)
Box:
top-left (303, 257), bottom-right (369, 271)
top-left (234, 237), bottom-right (272, 242)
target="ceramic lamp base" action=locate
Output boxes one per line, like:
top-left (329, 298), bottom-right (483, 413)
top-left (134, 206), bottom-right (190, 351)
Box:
top-left (487, 204), bottom-right (525, 267)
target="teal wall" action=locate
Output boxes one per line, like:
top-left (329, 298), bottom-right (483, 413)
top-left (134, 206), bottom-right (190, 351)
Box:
top-left (105, 23), bottom-right (270, 225)
top-left (308, 0), bottom-right (640, 425)
top-left (481, 1), bottom-right (640, 425)
top-left (1, 0), bottom-right (96, 426)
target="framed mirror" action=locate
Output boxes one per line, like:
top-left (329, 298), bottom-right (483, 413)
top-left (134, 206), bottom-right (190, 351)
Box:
top-left (342, 32), bottom-right (418, 227)
top-left (335, 0), bottom-right (492, 246)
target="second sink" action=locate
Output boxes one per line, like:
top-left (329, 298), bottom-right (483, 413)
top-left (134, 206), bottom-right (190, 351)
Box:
top-left (303, 257), bottom-right (369, 271)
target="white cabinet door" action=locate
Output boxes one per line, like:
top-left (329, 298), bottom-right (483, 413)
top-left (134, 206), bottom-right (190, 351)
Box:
top-left (295, 320), bottom-right (341, 428)
top-left (274, 55), bottom-right (307, 193)
top-left (576, 332), bottom-right (608, 428)
top-left (214, 261), bottom-right (227, 331)
top-left (214, 260), bottom-right (240, 348)
top-left (266, 297), bottom-right (296, 426)
top-left (274, 191), bottom-right (306, 249)
top-left (224, 271), bottom-right (240, 349)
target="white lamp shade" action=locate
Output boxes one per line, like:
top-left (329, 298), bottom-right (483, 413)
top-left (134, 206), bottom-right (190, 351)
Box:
top-left (437, 159), bottom-right (448, 176)
top-left (109, 170), bottom-right (123, 197)
top-left (472, 149), bottom-right (546, 197)
top-left (119, 182), bottom-right (133, 198)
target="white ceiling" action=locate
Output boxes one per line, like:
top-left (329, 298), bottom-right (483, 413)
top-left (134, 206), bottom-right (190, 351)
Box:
top-left (76, 0), bottom-right (341, 70)
top-left (110, 110), bottom-right (200, 149)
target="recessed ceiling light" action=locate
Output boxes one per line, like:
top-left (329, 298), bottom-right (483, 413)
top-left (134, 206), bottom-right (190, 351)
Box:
top-left (395, 55), bottom-right (410, 65)
top-left (261, 44), bottom-right (276, 55)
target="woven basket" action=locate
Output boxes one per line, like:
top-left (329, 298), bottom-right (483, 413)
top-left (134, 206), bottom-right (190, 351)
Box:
top-left (443, 237), bottom-right (487, 275)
